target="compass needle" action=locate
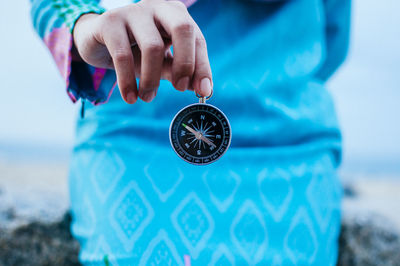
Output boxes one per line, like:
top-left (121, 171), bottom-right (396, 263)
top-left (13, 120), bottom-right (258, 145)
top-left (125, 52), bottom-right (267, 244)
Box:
top-left (200, 135), bottom-right (216, 148)
top-left (182, 123), bottom-right (198, 136)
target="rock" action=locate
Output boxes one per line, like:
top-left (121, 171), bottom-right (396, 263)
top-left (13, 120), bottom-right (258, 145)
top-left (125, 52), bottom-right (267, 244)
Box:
top-left (0, 213), bottom-right (80, 266)
top-left (0, 184), bottom-right (79, 266)
top-left (338, 213), bottom-right (400, 266)
top-left (0, 158), bottom-right (78, 266)
top-left (338, 177), bottom-right (400, 266)
top-left (342, 182), bottom-right (357, 198)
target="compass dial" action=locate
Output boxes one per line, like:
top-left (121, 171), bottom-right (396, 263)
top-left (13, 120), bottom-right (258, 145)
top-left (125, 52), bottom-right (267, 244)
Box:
top-left (169, 103), bottom-right (231, 165)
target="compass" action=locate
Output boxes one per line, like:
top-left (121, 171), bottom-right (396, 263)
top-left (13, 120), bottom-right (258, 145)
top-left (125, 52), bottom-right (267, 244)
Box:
top-left (169, 94), bottom-right (231, 165)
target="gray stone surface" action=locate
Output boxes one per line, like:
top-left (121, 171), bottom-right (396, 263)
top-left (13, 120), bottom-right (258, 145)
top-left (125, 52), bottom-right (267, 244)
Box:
top-left (0, 160), bottom-right (78, 266)
top-left (339, 213), bottom-right (400, 266)
top-left (0, 182), bottom-right (79, 266)
top-left (0, 213), bottom-right (80, 266)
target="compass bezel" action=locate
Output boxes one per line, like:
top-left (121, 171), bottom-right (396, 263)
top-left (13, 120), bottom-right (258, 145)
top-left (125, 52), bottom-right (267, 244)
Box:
top-left (169, 103), bottom-right (231, 165)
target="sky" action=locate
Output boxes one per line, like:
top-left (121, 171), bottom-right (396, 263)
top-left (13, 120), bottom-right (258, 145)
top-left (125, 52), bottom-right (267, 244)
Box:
top-left (0, 0), bottom-right (399, 171)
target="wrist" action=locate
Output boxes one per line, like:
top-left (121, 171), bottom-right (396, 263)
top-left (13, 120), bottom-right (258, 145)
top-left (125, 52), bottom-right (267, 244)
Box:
top-left (72, 13), bottom-right (100, 60)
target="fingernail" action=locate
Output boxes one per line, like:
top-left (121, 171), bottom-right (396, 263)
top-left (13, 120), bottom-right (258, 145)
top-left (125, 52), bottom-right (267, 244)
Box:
top-left (200, 78), bottom-right (212, 97)
top-left (127, 92), bottom-right (136, 104)
top-left (141, 91), bottom-right (156, 102)
top-left (176, 76), bottom-right (190, 91)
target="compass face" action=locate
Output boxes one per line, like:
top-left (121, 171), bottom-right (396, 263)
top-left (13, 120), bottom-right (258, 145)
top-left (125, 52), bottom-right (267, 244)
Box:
top-left (169, 103), bottom-right (231, 165)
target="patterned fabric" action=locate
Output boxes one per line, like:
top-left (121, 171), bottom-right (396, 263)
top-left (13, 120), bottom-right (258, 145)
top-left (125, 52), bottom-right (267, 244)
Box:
top-left (69, 143), bottom-right (342, 265)
top-left (30, 0), bottom-right (350, 265)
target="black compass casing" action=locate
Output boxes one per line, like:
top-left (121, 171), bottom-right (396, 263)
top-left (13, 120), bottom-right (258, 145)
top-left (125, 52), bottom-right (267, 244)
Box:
top-left (169, 103), bottom-right (231, 165)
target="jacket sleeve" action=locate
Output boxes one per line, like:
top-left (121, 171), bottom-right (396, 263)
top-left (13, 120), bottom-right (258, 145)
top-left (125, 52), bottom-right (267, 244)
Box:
top-left (315, 0), bottom-right (351, 81)
top-left (30, 0), bottom-right (116, 105)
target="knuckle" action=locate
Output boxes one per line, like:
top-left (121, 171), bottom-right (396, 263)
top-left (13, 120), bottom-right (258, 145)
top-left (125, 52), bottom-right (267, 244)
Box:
top-left (112, 49), bottom-right (131, 62)
top-left (176, 61), bottom-right (195, 75)
top-left (143, 40), bottom-right (164, 55)
top-left (102, 9), bottom-right (121, 23)
top-left (196, 61), bottom-right (210, 73)
top-left (169, 0), bottom-right (187, 10)
top-left (173, 21), bottom-right (194, 35)
top-left (195, 35), bottom-right (207, 47)
top-left (141, 79), bottom-right (159, 90)
top-left (129, 2), bottom-right (148, 14)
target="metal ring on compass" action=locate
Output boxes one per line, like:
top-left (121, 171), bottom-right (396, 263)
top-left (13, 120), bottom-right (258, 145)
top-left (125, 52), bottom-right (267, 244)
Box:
top-left (195, 90), bottom-right (213, 101)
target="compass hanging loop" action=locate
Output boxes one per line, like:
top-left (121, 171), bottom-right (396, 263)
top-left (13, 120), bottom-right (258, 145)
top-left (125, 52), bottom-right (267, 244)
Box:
top-left (196, 90), bottom-right (213, 103)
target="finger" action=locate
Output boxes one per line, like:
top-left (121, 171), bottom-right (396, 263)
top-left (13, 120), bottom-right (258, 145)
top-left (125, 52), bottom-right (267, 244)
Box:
top-left (127, 16), bottom-right (165, 102)
top-left (191, 28), bottom-right (213, 97)
top-left (102, 21), bottom-right (138, 104)
top-left (131, 44), bottom-right (173, 83)
top-left (154, 2), bottom-right (196, 92)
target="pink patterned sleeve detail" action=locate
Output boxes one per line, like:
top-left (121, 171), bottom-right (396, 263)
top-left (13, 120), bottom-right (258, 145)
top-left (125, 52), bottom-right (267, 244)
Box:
top-left (92, 68), bottom-right (107, 91)
top-left (43, 27), bottom-right (75, 99)
top-left (43, 26), bottom-right (108, 103)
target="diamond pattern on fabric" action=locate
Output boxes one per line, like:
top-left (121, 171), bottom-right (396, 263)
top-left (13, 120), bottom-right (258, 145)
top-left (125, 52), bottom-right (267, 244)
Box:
top-left (109, 181), bottom-right (154, 252)
top-left (249, 69), bottom-right (271, 90)
top-left (284, 207), bottom-right (318, 265)
top-left (139, 229), bottom-right (184, 266)
top-left (81, 196), bottom-right (96, 236)
top-left (325, 219), bottom-right (340, 266)
top-left (92, 235), bottom-right (119, 266)
top-left (258, 168), bottom-right (293, 222)
top-left (230, 200), bottom-right (268, 264)
top-left (306, 162), bottom-right (338, 233)
top-left (144, 162), bottom-right (184, 202)
top-left (203, 170), bottom-right (241, 213)
top-left (209, 244), bottom-right (235, 266)
top-left (272, 255), bottom-right (283, 266)
top-left (171, 192), bottom-right (214, 259)
top-left (90, 151), bottom-right (125, 203)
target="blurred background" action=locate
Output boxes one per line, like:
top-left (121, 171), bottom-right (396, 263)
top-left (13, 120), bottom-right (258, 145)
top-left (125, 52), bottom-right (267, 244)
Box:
top-left (0, 0), bottom-right (399, 236)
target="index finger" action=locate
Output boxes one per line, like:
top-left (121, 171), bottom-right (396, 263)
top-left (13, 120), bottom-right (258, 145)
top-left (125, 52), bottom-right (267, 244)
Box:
top-left (103, 23), bottom-right (138, 104)
top-left (191, 27), bottom-right (213, 97)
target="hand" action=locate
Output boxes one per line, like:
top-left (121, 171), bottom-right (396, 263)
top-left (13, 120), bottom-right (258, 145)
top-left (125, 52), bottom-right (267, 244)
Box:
top-left (72, 0), bottom-right (213, 104)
